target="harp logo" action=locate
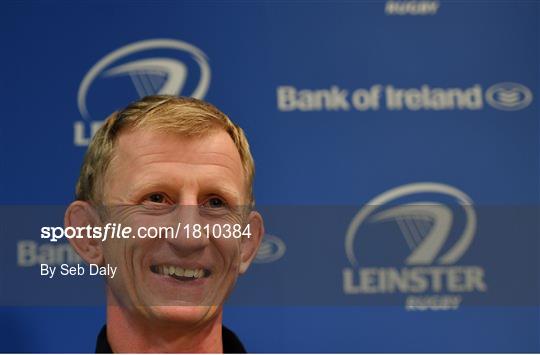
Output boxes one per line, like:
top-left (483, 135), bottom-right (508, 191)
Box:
top-left (345, 182), bottom-right (476, 266)
top-left (343, 182), bottom-right (487, 310)
top-left (74, 38), bottom-right (211, 146)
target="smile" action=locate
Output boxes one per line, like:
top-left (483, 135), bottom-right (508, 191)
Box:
top-left (150, 265), bottom-right (211, 281)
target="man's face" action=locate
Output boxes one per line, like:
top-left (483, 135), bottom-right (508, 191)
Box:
top-left (99, 128), bottom-right (253, 324)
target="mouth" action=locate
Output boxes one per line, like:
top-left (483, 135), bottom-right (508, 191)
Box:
top-left (150, 264), bottom-right (211, 282)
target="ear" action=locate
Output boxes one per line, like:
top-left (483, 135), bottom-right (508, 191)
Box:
top-left (64, 201), bottom-right (104, 265)
top-left (239, 211), bottom-right (264, 274)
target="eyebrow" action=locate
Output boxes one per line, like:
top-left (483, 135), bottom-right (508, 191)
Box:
top-left (124, 181), bottom-right (169, 201)
top-left (124, 179), bottom-right (244, 205)
top-left (199, 184), bottom-right (243, 204)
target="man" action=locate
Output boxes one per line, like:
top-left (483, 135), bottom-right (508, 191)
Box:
top-left (64, 95), bottom-right (264, 353)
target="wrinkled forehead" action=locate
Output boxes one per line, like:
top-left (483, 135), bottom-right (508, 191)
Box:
top-left (118, 127), bottom-right (240, 162)
top-left (103, 128), bottom-right (247, 200)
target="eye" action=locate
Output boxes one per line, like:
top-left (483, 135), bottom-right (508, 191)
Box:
top-left (144, 193), bottom-right (169, 205)
top-left (204, 197), bottom-right (227, 208)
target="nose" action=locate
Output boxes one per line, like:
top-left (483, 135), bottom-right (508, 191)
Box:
top-left (165, 204), bottom-right (210, 256)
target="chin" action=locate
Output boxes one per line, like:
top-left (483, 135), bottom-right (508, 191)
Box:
top-left (145, 304), bottom-right (221, 325)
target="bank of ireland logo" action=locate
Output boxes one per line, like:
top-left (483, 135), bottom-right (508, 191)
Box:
top-left (343, 182), bottom-right (487, 310)
top-left (485, 82), bottom-right (533, 111)
top-left (254, 234), bottom-right (286, 264)
top-left (74, 39), bottom-right (211, 146)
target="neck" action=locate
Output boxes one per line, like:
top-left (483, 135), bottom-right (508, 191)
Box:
top-left (106, 292), bottom-right (223, 353)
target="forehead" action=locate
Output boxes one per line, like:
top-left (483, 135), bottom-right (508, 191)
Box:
top-left (105, 128), bottom-right (246, 196)
top-left (117, 128), bottom-right (240, 163)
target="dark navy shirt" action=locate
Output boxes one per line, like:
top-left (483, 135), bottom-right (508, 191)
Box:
top-left (95, 325), bottom-right (246, 353)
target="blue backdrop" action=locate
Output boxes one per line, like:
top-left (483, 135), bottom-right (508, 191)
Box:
top-left (0, 0), bottom-right (538, 352)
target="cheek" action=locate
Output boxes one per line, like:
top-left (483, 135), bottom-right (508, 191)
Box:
top-left (109, 206), bottom-right (165, 225)
top-left (102, 240), bottom-right (122, 264)
top-left (119, 210), bottom-right (182, 241)
top-left (213, 238), bottom-right (242, 270)
top-left (102, 239), bottom-right (147, 271)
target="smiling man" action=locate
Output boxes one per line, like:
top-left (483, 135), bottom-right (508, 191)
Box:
top-left (64, 96), bottom-right (264, 353)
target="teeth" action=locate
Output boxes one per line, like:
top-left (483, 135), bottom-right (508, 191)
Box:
top-left (155, 265), bottom-right (204, 279)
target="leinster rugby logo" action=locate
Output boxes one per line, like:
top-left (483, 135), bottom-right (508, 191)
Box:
top-left (343, 182), bottom-right (487, 310)
top-left (74, 39), bottom-right (211, 146)
top-left (78, 38), bottom-right (210, 119)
